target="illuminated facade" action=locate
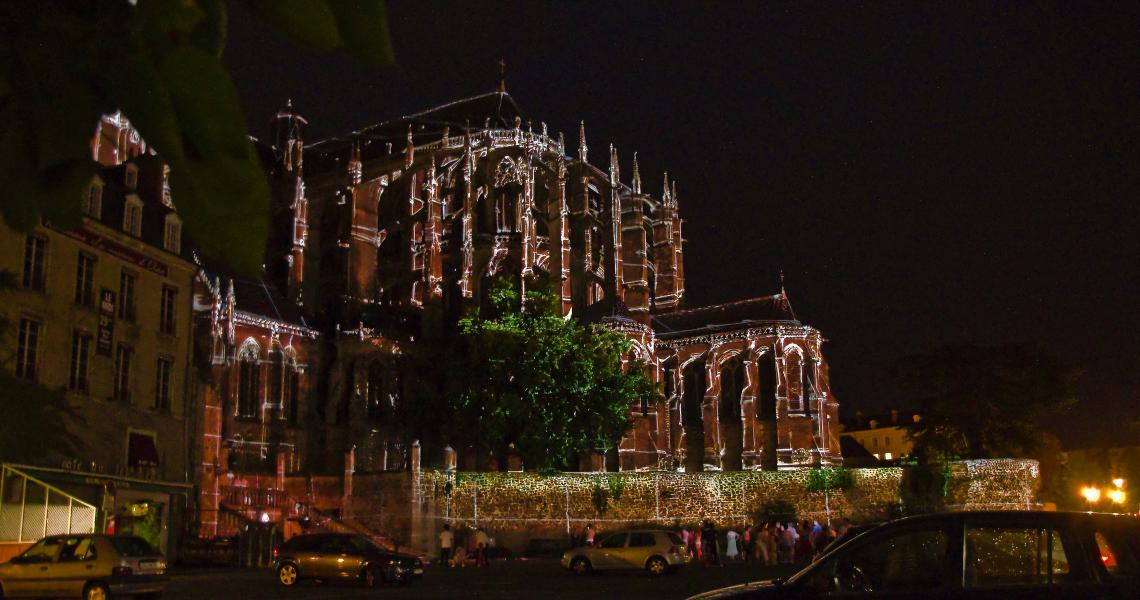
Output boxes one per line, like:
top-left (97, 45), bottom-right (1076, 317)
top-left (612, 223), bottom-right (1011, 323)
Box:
top-left (0, 119), bottom-right (197, 554)
top-left (259, 89), bottom-right (840, 473)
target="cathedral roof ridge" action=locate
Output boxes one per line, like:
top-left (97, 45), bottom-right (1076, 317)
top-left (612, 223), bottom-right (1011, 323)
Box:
top-left (656, 293), bottom-right (786, 317)
top-left (650, 293), bottom-right (800, 337)
top-left (306, 89), bottom-right (525, 151)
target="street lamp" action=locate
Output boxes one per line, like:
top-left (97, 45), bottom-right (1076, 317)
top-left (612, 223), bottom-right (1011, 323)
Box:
top-left (1107, 489), bottom-right (1126, 505)
top-left (1081, 486), bottom-right (1101, 510)
top-left (1112, 478), bottom-right (1125, 489)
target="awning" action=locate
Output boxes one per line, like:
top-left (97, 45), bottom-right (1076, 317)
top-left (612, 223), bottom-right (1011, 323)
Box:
top-left (127, 433), bottom-right (160, 468)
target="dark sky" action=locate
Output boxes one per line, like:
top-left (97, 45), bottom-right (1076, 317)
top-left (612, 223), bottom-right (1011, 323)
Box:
top-left (223, 1), bottom-right (1139, 448)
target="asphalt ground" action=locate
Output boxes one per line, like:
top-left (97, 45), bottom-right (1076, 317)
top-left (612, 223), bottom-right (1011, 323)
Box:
top-left (166, 558), bottom-right (800, 600)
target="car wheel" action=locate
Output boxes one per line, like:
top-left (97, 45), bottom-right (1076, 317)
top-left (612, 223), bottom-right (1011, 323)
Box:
top-left (84, 582), bottom-right (111, 600)
top-left (646, 556), bottom-right (669, 576)
top-left (278, 563), bottom-right (300, 586)
top-left (570, 556), bottom-right (592, 575)
top-left (364, 565), bottom-right (384, 588)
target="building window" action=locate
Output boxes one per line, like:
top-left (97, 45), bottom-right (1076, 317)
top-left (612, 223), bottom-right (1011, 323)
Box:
top-left (123, 196), bottom-right (142, 236)
top-left (154, 357), bottom-right (172, 411)
top-left (163, 214), bottom-right (181, 254)
top-left (69, 330), bottom-right (92, 393)
top-left (16, 318), bottom-right (41, 381)
top-left (81, 180), bottom-right (103, 218)
top-left (237, 343), bottom-right (260, 419)
top-left (118, 270), bottom-right (136, 321)
top-left (22, 235), bottom-right (47, 291)
top-left (159, 285), bottom-right (176, 335)
top-left (124, 164), bottom-right (138, 189)
top-left (113, 344), bottom-right (133, 402)
top-left (74, 253), bottom-right (96, 306)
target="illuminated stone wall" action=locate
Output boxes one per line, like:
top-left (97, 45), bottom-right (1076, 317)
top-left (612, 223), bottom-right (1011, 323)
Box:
top-left (407, 460), bottom-right (1039, 549)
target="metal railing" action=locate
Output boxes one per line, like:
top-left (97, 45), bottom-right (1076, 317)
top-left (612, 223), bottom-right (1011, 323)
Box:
top-left (0, 465), bottom-right (97, 543)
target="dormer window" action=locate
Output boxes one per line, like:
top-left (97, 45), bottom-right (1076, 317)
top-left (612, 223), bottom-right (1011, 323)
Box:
top-left (163, 213), bottom-right (182, 253)
top-left (125, 164), bottom-right (138, 189)
top-left (81, 178), bottom-right (103, 219)
top-left (123, 195), bottom-right (143, 236)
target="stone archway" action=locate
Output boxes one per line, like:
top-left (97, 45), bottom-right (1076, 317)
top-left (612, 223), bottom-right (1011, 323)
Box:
top-left (681, 357), bottom-right (707, 472)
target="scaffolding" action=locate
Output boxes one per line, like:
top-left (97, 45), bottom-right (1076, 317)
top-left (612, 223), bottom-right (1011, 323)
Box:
top-left (0, 464), bottom-right (97, 543)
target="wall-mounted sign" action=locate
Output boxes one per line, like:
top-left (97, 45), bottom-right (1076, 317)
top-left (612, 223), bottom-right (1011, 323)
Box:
top-left (97, 288), bottom-right (116, 356)
top-left (57, 226), bottom-right (169, 277)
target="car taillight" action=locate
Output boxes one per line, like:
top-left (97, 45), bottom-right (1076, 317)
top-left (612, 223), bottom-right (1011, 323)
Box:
top-left (272, 548), bottom-right (279, 559)
top-left (112, 566), bottom-right (133, 577)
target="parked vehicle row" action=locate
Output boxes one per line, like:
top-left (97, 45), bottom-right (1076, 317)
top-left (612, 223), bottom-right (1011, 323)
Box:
top-left (690, 511), bottom-right (1139, 599)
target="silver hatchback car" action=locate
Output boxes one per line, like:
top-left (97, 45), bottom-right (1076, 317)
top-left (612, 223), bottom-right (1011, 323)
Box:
top-left (562, 529), bottom-right (690, 576)
top-left (0, 534), bottom-right (166, 600)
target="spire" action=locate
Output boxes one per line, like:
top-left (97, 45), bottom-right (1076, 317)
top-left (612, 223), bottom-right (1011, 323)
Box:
top-left (671, 179), bottom-right (678, 208)
top-left (558, 131), bottom-right (565, 154)
top-left (608, 144), bottom-right (619, 185)
top-left (631, 152), bottom-right (642, 194)
top-left (779, 270), bottom-right (786, 295)
top-left (578, 121), bottom-right (588, 163)
top-left (404, 125), bottom-right (414, 168)
top-left (662, 171), bottom-right (670, 202)
top-left (497, 58), bottom-right (507, 93)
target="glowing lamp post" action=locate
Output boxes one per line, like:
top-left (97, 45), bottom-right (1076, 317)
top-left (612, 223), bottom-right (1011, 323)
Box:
top-left (1081, 486), bottom-right (1101, 511)
top-left (1107, 489), bottom-right (1126, 505)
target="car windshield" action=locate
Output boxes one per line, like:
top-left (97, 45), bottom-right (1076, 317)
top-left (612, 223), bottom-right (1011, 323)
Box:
top-left (109, 536), bottom-right (159, 557)
top-left (348, 536), bottom-right (382, 553)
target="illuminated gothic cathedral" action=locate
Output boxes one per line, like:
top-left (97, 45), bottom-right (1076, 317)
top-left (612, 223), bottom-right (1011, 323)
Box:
top-left (192, 87), bottom-right (840, 507)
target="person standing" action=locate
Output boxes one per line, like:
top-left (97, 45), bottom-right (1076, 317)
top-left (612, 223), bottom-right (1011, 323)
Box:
top-left (475, 527), bottom-right (490, 567)
top-left (725, 528), bottom-right (741, 561)
top-left (584, 523), bottom-right (596, 547)
top-left (439, 524), bottom-right (454, 567)
top-left (703, 520), bottom-right (722, 566)
top-left (742, 526), bottom-right (753, 563)
top-left (680, 527), bottom-right (692, 556)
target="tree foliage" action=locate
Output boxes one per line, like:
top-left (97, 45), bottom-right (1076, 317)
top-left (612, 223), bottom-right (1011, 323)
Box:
top-left (0, 0), bottom-right (393, 274)
top-left (891, 343), bottom-right (1077, 463)
top-left (443, 278), bottom-right (658, 471)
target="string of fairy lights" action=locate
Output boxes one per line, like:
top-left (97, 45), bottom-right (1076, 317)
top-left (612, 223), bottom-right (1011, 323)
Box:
top-left (414, 459), bottom-right (1039, 532)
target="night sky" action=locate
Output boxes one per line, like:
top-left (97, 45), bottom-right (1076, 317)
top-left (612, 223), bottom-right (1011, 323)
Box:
top-left (223, 2), bottom-right (1139, 448)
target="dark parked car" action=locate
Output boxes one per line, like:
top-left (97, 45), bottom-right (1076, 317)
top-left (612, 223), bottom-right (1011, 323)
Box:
top-left (274, 533), bottom-right (423, 588)
top-left (690, 511), bottom-right (1139, 599)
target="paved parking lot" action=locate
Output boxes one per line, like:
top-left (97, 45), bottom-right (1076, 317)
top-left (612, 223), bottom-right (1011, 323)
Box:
top-left (167, 559), bottom-right (799, 600)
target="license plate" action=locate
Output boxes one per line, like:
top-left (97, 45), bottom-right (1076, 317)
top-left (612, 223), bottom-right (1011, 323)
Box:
top-left (414, 567), bottom-right (423, 575)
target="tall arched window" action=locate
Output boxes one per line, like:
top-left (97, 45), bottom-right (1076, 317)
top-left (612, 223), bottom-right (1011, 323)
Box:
top-left (283, 348), bottom-right (300, 426)
top-left (785, 348), bottom-right (803, 413)
top-left (268, 345), bottom-right (284, 417)
top-left (237, 340), bottom-right (261, 418)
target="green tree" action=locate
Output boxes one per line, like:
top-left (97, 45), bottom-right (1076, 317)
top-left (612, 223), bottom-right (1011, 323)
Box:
top-left (891, 343), bottom-right (1077, 463)
top-left (0, 0), bottom-right (393, 274)
top-left (443, 278), bottom-right (657, 471)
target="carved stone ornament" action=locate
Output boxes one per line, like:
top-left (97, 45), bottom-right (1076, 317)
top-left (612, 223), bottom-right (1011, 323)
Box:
top-left (493, 156), bottom-right (521, 188)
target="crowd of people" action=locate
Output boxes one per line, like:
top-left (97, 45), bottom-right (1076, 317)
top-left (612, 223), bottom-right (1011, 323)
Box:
top-left (438, 517), bottom-right (854, 569)
top-left (689, 519), bottom-right (853, 565)
top-left (580, 518), bottom-right (853, 567)
top-left (438, 523), bottom-right (493, 567)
